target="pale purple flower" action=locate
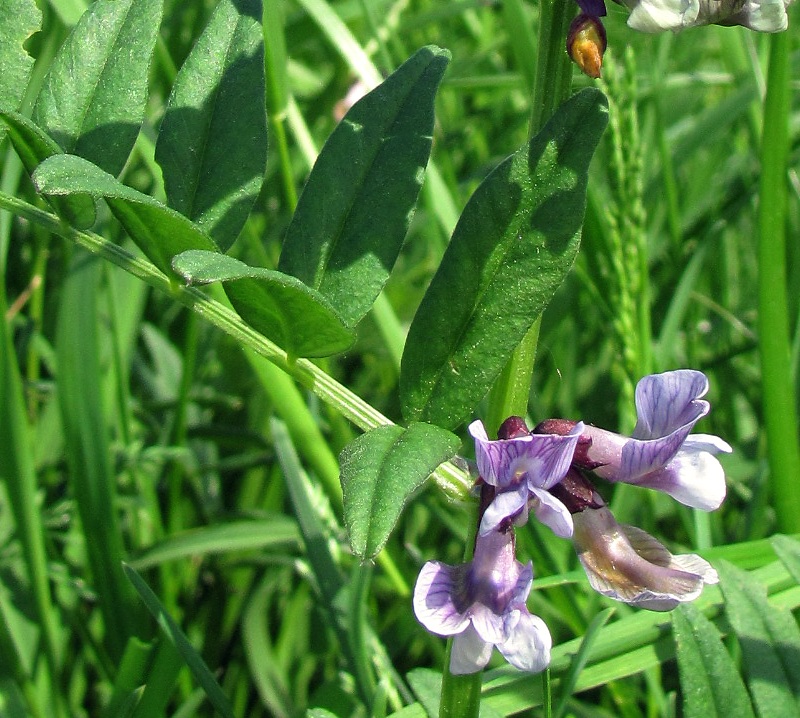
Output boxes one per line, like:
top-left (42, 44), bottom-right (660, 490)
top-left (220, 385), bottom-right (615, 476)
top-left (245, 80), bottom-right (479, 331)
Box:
top-left (579, 370), bottom-right (731, 510)
top-left (572, 506), bottom-right (718, 611)
top-left (618, 0), bottom-right (793, 33)
top-left (469, 419), bottom-right (583, 538)
top-left (413, 528), bottom-right (551, 674)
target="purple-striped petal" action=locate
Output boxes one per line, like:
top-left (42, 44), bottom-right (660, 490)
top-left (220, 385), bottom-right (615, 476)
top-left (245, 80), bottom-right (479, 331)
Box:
top-left (632, 370), bottom-right (709, 440)
top-left (576, 0), bottom-right (608, 16)
top-left (413, 562), bottom-right (470, 635)
top-left (469, 419), bottom-right (583, 491)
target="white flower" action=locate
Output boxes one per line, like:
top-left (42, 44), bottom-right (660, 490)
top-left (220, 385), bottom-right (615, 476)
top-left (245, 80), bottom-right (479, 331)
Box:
top-left (618, 0), bottom-right (793, 32)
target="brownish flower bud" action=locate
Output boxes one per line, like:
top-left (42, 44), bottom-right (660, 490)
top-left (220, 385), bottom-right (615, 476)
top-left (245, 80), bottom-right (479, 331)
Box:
top-left (497, 416), bottom-right (530, 440)
top-left (567, 14), bottom-right (607, 80)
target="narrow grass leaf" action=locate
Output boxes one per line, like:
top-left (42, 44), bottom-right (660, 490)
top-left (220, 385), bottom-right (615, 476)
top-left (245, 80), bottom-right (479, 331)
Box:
top-left (172, 250), bottom-right (354, 358)
top-left (400, 89), bottom-right (609, 429)
top-left (32, 0), bottom-right (162, 176)
top-left (552, 608), bottom-right (615, 718)
top-left (771, 534), bottom-right (800, 583)
top-left (293, 0), bottom-right (382, 87)
top-left (129, 640), bottom-right (184, 718)
top-left (279, 46), bottom-right (450, 327)
top-left (101, 638), bottom-right (154, 718)
top-left (672, 604), bottom-right (755, 718)
top-left (56, 256), bottom-right (141, 660)
top-left (0, 0), bottom-right (40, 143)
top-left (338, 423), bottom-right (460, 558)
top-left (155, 0), bottom-right (267, 250)
top-left (0, 291), bottom-right (61, 691)
top-left (716, 560), bottom-right (800, 716)
top-left (0, 110), bottom-right (96, 228)
top-left (32, 154), bottom-right (218, 275)
top-left (122, 563), bottom-right (235, 718)
top-left (242, 576), bottom-right (294, 718)
top-left (129, 518), bottom-right (300, 570)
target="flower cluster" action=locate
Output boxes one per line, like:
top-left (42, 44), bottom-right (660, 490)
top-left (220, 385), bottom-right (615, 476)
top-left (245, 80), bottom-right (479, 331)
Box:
top-left (567, 0), bottom-right (794, 78)
top-left (413, 370), bottom-right (731, 674)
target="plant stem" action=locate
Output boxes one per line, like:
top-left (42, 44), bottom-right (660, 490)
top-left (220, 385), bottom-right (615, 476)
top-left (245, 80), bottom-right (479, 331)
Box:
top-left (757, 30), bottom-right (800, 533)
top-left (486, 0), bottom-right (574, 433)
top-left (0, 191), bottom-right (472, 501)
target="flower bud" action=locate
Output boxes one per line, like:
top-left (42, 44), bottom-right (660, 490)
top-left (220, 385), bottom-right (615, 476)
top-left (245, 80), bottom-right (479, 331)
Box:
top-left (567, 14), bottom-right (607, 80)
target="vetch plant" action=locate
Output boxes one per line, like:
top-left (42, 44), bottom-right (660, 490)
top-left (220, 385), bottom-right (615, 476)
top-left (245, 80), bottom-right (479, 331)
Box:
top-left (0, 0), bottom-right (796, 716)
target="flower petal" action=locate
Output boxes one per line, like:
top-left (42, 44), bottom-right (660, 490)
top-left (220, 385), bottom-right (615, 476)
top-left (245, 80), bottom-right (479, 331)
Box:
top-left (469, 419), bottom-right (582, 491)
top-left (479, 484), bottom-right (529, 536)
top-left (471, 603), bottom-right (507, 645)
top-left (632, 370), bottom-right (709, 440)
top-left (529, 487), bottom-right (574, 538)
top-left (573, 507), bottom-right (714, 611)
top-left (413, 562), bottom-right (470, 635)
top-left (497, 609), bottom-right (552, 673)
top-left (632, 444), bottom-right (728, 510)
top-left (449, 624), bottom-right (494, 675)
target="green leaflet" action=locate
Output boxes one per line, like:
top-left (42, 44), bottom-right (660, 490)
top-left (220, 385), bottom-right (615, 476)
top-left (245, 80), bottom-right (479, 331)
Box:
top-left (32, 154), bottom-right (218, 275)
top-left (279, 46), bottom-right (450, 327)
top-left (400, 88), bottom-right (609, 430)
top-left (122, 564), bottom-right (235, 718)
top-left (32, 0), bottom-right (162, 176)
top-left (0, 0), bottom-right (40, 143)
top-left (155, 0), bottom-right (267, 251)
top-left (717, 560), bottom-right (800, 716)
top-left (338, 423), bottom-right (460, 559)
top-left (672, 604), bottom-right (755, 718)
top-left (0, 110), bottom-right (96, 228)
top-left (171, 250), bottom-right (354, 358)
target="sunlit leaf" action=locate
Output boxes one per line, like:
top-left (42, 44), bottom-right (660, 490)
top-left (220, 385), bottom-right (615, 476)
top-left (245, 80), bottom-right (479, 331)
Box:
top-left (673, 603), bottom-right (755, 718)
top-left (339, 423), bottom-right (460, 558)
top-left (32, 0), bottom-right (162, 176)
top-left (279, 46), bottom-right (450, 327)
top-left (32, 154), bottom-right (218, 275)
top-left (155, 0), bottom-right (267, 250)
top-left (0, 0), bottom-right (40, 143)
top-left (400, 89), bottom-right (608, 429)
top-left (172, 250), bottom-right (355, 358)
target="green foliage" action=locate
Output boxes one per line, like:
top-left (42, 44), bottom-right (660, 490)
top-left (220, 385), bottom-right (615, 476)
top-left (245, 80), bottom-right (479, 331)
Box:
top-left (673, 604), bottom-right (755, 718)
top-left (0, 0), bottom-right (40, 143)
top-left (278, 45), bottom-right (450, 327)
top-left (0, 110), bottom-right (96, 227)
top-left (155, 0), bottom-right (267, 250)
top-left (0, 0), bottom-right (797, 716)
top-left (32, 0), bottom-right (162, 176)
top-left (400, 88), bottom-right (609, 429)
top-left (339, 423), bottom-right (461, 558)
top-left (33, 154), bottom-right (218, 273)
top-left (172, 249), bottom-right (355, 357)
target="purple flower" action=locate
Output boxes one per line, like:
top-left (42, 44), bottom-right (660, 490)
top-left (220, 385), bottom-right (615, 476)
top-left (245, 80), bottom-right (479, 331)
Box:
top-left (578, 370), bottom-right (731, 510)
top-left (413, 528), bottom-right (551, 674)
top-left (572, 506), bottom-right (718, 611)
top-left (468, 419), bottom-right (584, 538)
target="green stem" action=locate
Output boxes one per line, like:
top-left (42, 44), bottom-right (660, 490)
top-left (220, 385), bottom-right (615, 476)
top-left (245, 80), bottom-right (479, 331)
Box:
top-left (438, 501), bottom-right (481, 718)
top-left (757, 30), bottom-right (800, 533)
top-left (0, 191), bottom-right (471, 501)
top-left (486, 0), bottom-right (574, 433)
